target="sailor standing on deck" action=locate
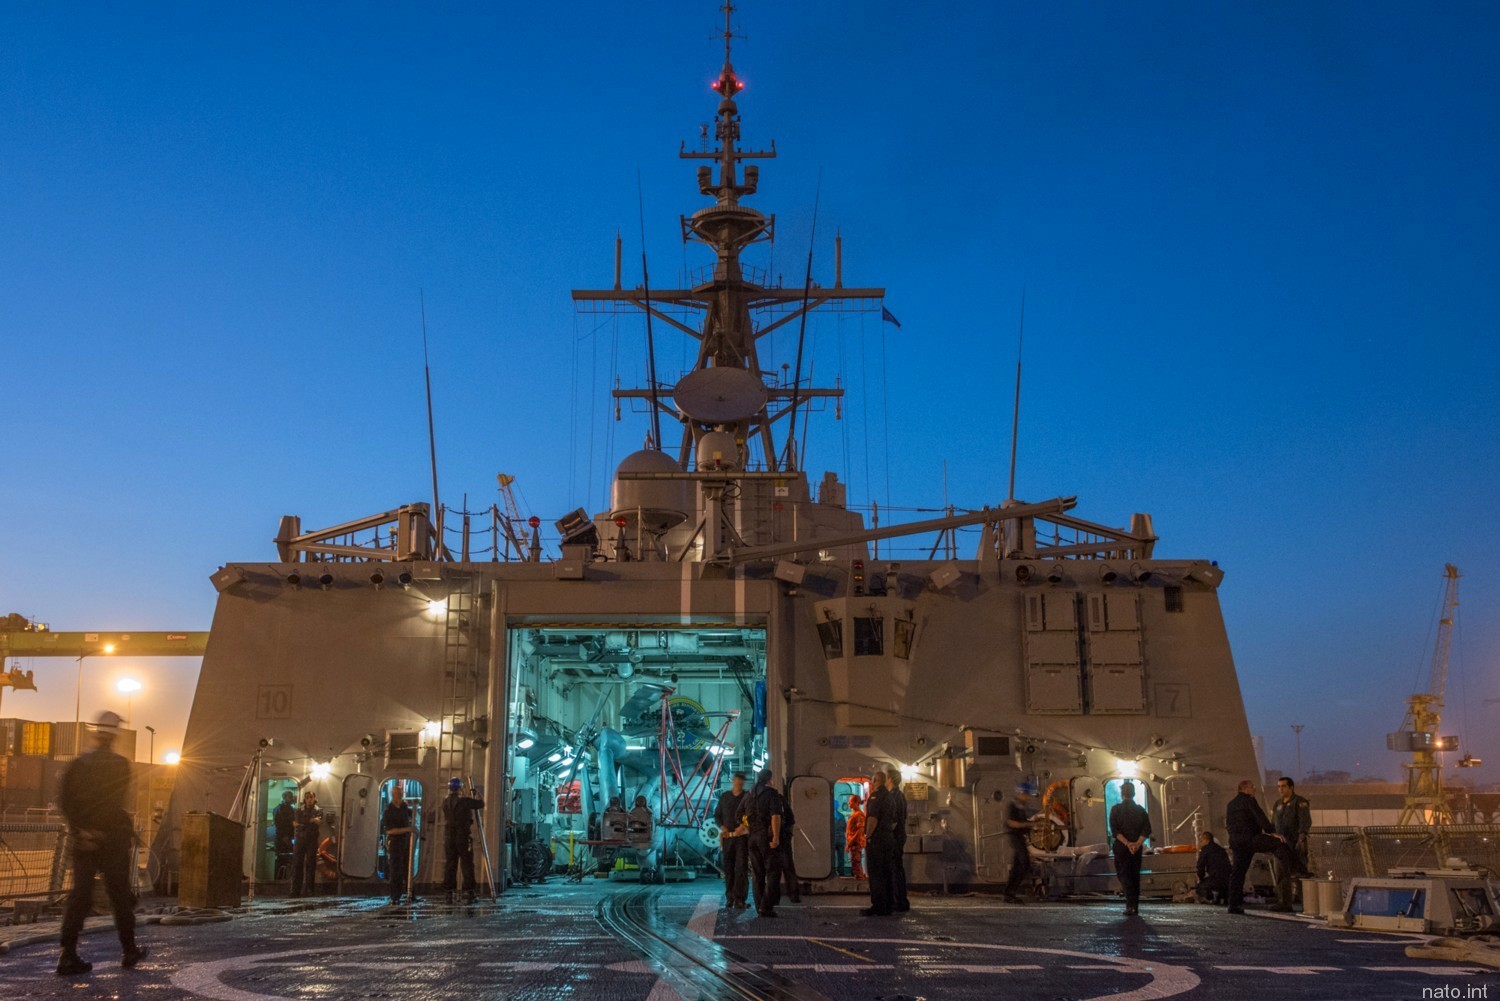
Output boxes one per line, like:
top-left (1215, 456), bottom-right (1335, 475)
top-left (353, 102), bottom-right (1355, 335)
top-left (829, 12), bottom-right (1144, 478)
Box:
top-left (1225, 779), bottom-right (1295, 914)
top-left (56, 711), bottom-right (147, 976)
top-left (745, 768), bottom-right (785, 917)
top-left (1273, 776), bottom-right (1314, 878)
top-left (1108, 780), bottom-right (1151, 915)
top-left (440, 777), bottom-right (485, 903)
top-left (289, 788), bottom-right (322, 898)
top-left (381, 784), bottom-right (415, 905)
top-left (885, 767), bottom-right (911, 912)
top-left (778, 785), bottom-right (801, 903)
top-left (714, 772), bottom-right (751, 909)
top-left (272, 790), bottom-right (297, 879)
top-left (1002, 781), bottom-right (1036, 904)
top-left (861, 770), bottom-right (898, 916)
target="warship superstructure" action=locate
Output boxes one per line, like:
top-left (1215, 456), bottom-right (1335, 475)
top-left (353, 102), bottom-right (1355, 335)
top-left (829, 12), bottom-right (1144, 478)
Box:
top-left (161, 6), bottom-right (1260, 897)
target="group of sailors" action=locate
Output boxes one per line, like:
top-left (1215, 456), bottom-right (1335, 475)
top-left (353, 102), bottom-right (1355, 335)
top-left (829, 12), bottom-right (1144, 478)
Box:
top-left (710, 766), bottom-right (1314, 921)
top-left (272, 777), bottom-right (487, 905)
top-left (714, 766), bottom-right (911, 918)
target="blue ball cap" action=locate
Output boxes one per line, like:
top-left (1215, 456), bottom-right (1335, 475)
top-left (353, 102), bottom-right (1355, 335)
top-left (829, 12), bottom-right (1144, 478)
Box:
top-left (1016, 781), bottom-right (1038, 797)
top-left (448, 777), bottom-right (463, 791)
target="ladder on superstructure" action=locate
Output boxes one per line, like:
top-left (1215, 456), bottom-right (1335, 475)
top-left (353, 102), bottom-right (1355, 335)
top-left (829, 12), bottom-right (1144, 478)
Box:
top-left (436, 576), bottom-right (484, 786)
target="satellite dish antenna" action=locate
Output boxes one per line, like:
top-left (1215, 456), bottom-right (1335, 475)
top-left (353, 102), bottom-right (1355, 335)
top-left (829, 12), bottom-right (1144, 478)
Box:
top-left (672, 367), bottom-right (768, 424)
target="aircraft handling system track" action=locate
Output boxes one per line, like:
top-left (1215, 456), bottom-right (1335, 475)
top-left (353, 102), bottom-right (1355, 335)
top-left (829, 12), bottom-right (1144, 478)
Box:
top-left (596, 886), bottom-right (831, 1001)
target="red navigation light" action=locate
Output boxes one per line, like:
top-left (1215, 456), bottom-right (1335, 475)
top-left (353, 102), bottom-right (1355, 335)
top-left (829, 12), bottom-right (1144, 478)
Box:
top-left (527, 516), bottom-right (540, 528)
top-left (735, 81), bottom-right (744, 91)
top-left (711, 80), bottom-right (721, 91)
top-left (614, 516), bottom-right (629, 529)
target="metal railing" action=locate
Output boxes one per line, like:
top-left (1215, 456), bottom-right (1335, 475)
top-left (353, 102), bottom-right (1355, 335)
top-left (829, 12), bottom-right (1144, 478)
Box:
top-left (0, 822), bottom-right (68, 902)
top-left (1308, 824), bottom-right (1500, 879)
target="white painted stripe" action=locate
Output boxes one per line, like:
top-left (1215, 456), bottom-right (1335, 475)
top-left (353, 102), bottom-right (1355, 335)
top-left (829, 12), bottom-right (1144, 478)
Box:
top-left (1215, 966), bottom-right (1340, 975)
top-left (925, 965), bottom-right (1044, 974)
top-left (681, 563), bottom-right (692, 624)
top-left (646, 980), bottom-right (688, 1001)
top-left (711, 936), bottom-right (1199, 1001)
top-left (1362, 966), bottom-right (1491, 976)
top-left (687, 891), bottom-right (720, 939)
top-left (773, 964), bottom-right (894, 972)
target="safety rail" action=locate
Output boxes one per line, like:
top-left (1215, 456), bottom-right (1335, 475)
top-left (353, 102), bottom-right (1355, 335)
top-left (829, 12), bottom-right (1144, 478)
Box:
top-left (1308, 824), bottom-right (1500, 879)
top-left (0, 822), bottom-right (68, 903)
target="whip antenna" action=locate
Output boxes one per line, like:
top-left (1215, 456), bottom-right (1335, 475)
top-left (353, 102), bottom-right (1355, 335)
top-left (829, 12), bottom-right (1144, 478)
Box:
top-left (783, 170), bottom-right (822, 470)
top-left (638, 171), bottom-right (664, 450)
top-left (1007, 287), bottom-right (1025, 502)
top-left (421, 290), bottom-right (443, 551)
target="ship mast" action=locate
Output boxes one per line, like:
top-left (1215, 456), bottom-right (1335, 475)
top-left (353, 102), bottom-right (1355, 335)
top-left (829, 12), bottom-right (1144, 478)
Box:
top-left (572, 1), bottom-right (885, 473)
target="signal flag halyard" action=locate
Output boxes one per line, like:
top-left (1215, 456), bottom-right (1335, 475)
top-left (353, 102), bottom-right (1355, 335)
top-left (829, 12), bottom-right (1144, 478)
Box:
top-left (881, 306), bottom-right (902, 329)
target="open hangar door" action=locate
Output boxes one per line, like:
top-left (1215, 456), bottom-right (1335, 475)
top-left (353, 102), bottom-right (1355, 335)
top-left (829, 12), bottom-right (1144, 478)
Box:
top-left (504, 623), bottom-right (769, 886)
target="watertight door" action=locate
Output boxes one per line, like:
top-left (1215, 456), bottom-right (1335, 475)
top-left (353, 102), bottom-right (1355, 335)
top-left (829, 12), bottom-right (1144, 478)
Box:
top-left (340, 773), bottom-right (379, 879)
top-left (1069, 775), bottom-right (1110, 848)
top-left (789, 776), bottom-right (833, 880)
top-left (1161, 775), bottom-right (1211, 847)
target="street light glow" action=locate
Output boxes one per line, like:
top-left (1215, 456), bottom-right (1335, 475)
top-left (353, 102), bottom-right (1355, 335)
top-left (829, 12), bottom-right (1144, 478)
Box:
top-left (116, 678), bottom-right (143, 694)
top-left (164, 751), bottom-right (181, 765)
top-left (102, 643), bottom-right (116, 654)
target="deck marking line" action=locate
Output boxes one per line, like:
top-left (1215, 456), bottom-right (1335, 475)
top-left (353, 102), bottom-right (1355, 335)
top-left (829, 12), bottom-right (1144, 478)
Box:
top-left (1362, 966), bottom-right (1491, 976)
top-left (808, 938), bottom-right (877, 964)
top-left (1215, 965), bottom-right (1340, 974)
top-left (686, 892), bottom-right (719, 939)
top-left (713, 935), bottom-right (1200, 1001)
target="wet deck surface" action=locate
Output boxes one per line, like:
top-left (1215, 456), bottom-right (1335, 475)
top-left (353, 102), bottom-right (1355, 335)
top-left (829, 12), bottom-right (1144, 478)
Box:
top-left (2, 882), bottom-right (1493, 1000)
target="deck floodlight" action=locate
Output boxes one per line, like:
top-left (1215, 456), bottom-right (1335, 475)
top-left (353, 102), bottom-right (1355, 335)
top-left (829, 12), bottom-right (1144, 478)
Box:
top-left (928, 562), bottom-right (962, 591)
top-left (369, 570), bottom-right (385, 590)
top-left (1014, 563), bottom-right (1034, 584)
top-left (318, 572), bottom-right (334, 590)
top-left (397, 570), bottom-right (413, 590)
top-left (1099, 564), bottom-right (1118, 584)
top-left (774, 560), bottom-right (807, 586)
top-left (164, 751), bottom-right (181, 765)
top-left (1046, 564), bottom-right (1064, 584)
top-left (286, 571), bottom-right (302, 589)
top-left (1128, 562), bottom-right (1153, 583)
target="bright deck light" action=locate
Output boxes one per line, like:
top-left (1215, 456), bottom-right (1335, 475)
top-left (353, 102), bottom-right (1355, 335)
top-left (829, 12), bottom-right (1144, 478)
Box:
top-left (163, 751), bottom-right (181, 765)
top-left (311, 761), bottom-right (332, 780)
top-left (116, 678), bottom-right (143, 694)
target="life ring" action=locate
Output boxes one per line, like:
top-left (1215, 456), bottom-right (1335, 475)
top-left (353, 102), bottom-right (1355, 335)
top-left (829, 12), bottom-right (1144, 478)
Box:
top-left (1041, 779), bottom-right (1072, 827)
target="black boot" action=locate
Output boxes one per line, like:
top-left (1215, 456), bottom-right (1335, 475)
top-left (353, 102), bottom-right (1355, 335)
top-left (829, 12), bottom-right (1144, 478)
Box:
top-left (56, 952), bottom-right (92, 976)
top-left (122, 945), bottom-right (150, 968)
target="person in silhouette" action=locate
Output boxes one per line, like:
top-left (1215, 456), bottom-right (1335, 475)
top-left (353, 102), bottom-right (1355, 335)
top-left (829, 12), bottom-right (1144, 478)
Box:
top-left (56, 711), bottom-right (147, 976)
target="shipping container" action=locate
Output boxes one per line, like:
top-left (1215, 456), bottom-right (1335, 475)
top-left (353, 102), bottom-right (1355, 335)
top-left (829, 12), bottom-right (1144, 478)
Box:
top-left (0, 718), bottom-right (22, 756)
top-left (20, 720), bottom-right (52, 757)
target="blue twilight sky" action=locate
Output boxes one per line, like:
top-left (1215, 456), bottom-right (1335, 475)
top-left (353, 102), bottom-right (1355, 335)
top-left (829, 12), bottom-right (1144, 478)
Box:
top-left (1, 2), bottom-right (1496, 772)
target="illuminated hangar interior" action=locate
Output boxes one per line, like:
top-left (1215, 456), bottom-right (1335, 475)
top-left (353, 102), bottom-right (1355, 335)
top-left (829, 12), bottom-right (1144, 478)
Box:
top-left (505, 624), bottom-right (768, 879)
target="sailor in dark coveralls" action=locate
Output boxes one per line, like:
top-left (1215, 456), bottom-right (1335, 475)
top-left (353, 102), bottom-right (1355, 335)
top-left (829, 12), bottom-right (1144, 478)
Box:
top-left (714, 772), bottom-right (750, 909)
top-left (778, 785), bottom-right (801, 903)
top-left (289, 788), bottom-right (322, 897)
top-left (1108, 779), bottom-right (1152, 915)
top-left (272, 790), bottom-right (297, 879)
top-left (1225, 778), bottom-right (1295, 914)
top-left (1002, 781), bottom-right (1036, 904)
top-left (440, 777), bottom-right (485, 903)
top-left (381, 783), bottom-right (416, 904)
top-left (56, 711), bottom-right (147, 976)
top-left (1195, 830), bottom-right (1232, 904)
top-left (745, 768), bottom-right (785, 917)
top-left (861, 770), bottom-right (898, 916)
top-left (885, 767), bottom-right (911, 912)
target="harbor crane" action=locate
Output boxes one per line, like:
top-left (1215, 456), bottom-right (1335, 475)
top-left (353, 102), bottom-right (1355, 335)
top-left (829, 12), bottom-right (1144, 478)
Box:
top-left (1388, 564), bottom-right (1462, 825)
